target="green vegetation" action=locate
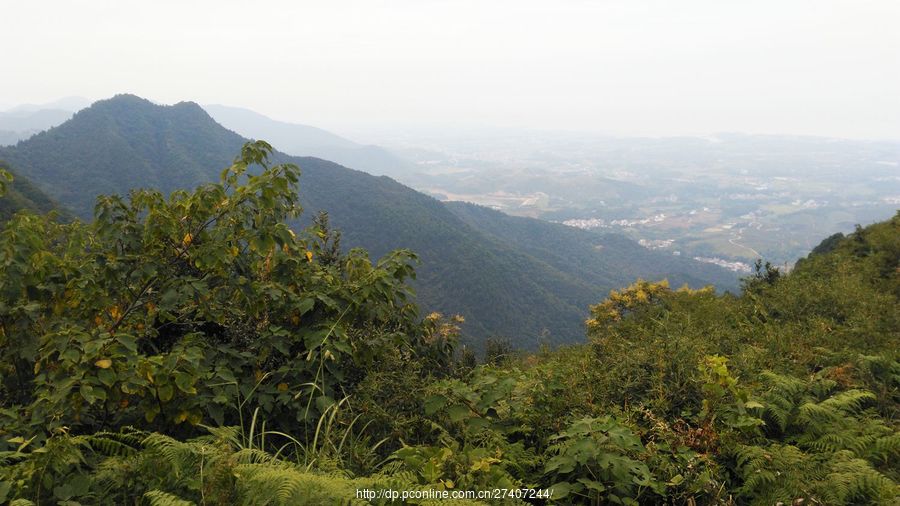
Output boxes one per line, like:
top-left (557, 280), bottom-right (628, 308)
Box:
top-left (0, 161), bottom-right (64, 222)
top-left (1, 141), bottom-right (897, 504)
top-left (0, 94), bottom-right (736, 349)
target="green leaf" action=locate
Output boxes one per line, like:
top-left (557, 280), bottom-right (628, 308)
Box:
top-left (117, 334), bottom-right (138, 353)
top-left (97, 368), bottom-right (117, 387)
top-left (549, 482), bottom-right (575, 499)
top-left (315, 395), bottom-right (336, 414)
top-left (0, 481), bottom-right (11, 503)
top-left (577, 477), bottom-right (606, 492)
top-left (174, 372), bottom-right (197, 394)
top-left (296, 297), bottom-right (315, 315)
top-left (465, 416), bottom-right (491, 432)
top-left (447, 404), bottom-right (470, 423)
top-left (61, 348), bottom-right (81, 363)
top-left (79, 384), bottom-right (95, 403)
top-left (667, 474), bottom-right (685, 486)
top-left (158, 384), bottom-right (174, 402)
top-left (208, 404), bottom-right (224, 426)
top-left (424, 395), bottom-right (448, 415)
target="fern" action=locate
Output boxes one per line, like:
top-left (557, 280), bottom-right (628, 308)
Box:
top-left (144, 489), bottom-right (195, 506)
top-left (735, 444), bottom-right (899, 505)
top-left (734, 371), bottom-right (900, 504)
top-left (8, 500), bottom-right (36, 506)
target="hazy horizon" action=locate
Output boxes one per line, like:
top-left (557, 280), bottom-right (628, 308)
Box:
top-left (3, 1), bottom-right (899, 140)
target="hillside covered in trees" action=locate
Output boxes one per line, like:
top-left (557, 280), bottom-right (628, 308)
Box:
top-left (0, 94), bottom-right (737, 349)
top-left (0, 144), bottom-right (896, 504)
top-left (0, 161), bottom-right (65, 221)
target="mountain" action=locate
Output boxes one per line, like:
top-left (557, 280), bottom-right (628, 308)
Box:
top-left (445, 201), bottom-right (739, 291)
top-left (0, 109), bottom-right (75, 146)
top-left (0, 97), bottom-right (93, 146)
top-left (0, 94), bottom-right (737, 348)
top-left (0, 161), bottom-right (65, 221)
top-left (203, 104), bottom-right (414, 178)
top-left (5, 96), bottom-right (92, 114)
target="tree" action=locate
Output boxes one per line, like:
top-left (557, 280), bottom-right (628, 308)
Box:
top-left (0, 141), bottom-right (431, 439)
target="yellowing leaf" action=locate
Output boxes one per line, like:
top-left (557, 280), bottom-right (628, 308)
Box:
top-left (95, 359), bottom-right (112, 369)
top-left (277, 382), bottom-right (289, 392)
top-left (305, 251), bottom-right (313, 263)
top-left (470, 457), bottom-right (500, 472)
top-left (182, 233), bottom-right (193, 246)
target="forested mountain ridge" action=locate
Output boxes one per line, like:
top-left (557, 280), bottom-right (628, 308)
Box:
top-left (0, 94), bottom-right (736, 347)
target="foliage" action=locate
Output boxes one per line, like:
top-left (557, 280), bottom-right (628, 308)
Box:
top-left (0, 135), bottom-right (897, 504)
top-left (0, 141), bottom-right (436, 442)
top-left (544, 416), bottom-right (658, 505)
top-left (0, 425), bottom-right (489, 505)
top-left (0, 162), bottom-right (64, 222)
top-left (0, 94), bottom-right (737, 349)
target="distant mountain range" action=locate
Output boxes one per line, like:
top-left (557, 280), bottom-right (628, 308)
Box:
top-left (0, 109), bottom-right (75, 146)
top-left (0, 94), bottom-right (738, 348)
top-left (0, 97), bottom-right (93, 146)
top-left (203, 105), bottom-right (415, 179)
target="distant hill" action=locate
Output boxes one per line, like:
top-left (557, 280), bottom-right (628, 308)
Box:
top-left (0, 109), bottom-right (75, 146)
top-left (4, 96), bottom-right (92, 114)
top-left (0, 97), bottom-right (92, 146)
top-left (0, 94), bottom-right (737, 348)
top-left (204, 104), bottom-right (414, 179)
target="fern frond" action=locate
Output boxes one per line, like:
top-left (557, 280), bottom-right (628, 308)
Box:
top-left (143, 489), bottom-right (195, 506)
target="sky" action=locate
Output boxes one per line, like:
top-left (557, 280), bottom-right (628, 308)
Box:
top-left (3, 0), bottom-right (899, 139)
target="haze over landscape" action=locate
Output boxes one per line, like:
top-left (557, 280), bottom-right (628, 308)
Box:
top-left (0, 2), bottom-right (898, 505)
top-left (4, 0), bottom-right (900, 138)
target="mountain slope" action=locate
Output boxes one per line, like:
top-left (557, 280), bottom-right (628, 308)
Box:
top-left (0, 94), bottom-right (736, 348)
top-left (0, 161), bottom-right (66, 221)
top-left (445, 201), bottom-right (739, 291)
top-left (203, 104), bottom-right (414, 179)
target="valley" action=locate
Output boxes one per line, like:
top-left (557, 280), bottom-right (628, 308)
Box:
top-left (368, 130), bottom-right (900, 267)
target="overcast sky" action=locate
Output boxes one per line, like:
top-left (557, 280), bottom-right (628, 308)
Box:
top-left (3, 0), bottom-right (898, 139)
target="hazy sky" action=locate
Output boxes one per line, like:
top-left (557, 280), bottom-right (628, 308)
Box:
top-left (3, 0), bottom-right (899, 139)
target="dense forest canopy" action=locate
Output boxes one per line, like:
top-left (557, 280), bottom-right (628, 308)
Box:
top-left (0, 143), bottom-right (898, 505)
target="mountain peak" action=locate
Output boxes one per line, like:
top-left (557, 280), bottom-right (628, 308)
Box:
top-left (87, 94), bottom-right (206, 116)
